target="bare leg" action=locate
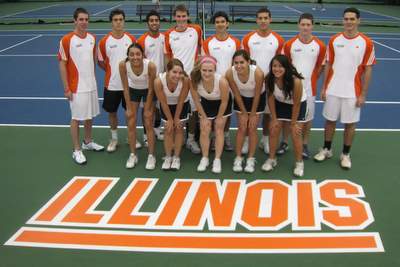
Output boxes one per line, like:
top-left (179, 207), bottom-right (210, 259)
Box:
top-left (70, 119), bottom-right (80, 150)
top-left (199, 118), bottom-right (212, 158)
top-left (291, 123), bottom-right (304, 162)
top-left (344, 123), bottom-right (356, 146)
top-left (247, 114), bottom-right (260, 158)
top-left (214, 117), bottom-right (227, 159)
top-left (83, 119), bottom-right (93, 144)
top-left (174, 125), bottom-right (184, 157)
top-left (235, 113), bottom-right (248, 157)
top-left (269, 121), bottom-right (282, 159)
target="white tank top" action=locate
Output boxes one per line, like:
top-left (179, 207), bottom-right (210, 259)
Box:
top-left (232, 64), bottom-right (264, 98)
top-left (273, 82), bottom-right (307, 104)
top-left (160, 72), bottom-right (184, 105)
top-left (197, 74), bottom-right (222, 101)
top-left (126, 58), bottom-right (150, 89)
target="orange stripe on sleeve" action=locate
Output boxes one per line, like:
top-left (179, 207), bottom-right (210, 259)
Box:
top-left (311, 37), bottom-right (327, 96)
top-left (272, 31), bottom-right (285, 55)
top-left (137, 33), bottom-right (148, 53)
top-left (241, 31), bottom-right (254, 53)
top-left (164, 28), bottom-right (173, 58)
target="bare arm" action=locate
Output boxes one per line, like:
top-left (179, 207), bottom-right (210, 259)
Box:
top-left (216, 77), bottom-right (229, 118)
top-left (250, 67), bottom-right (264, 115)
top-left (59, 60), bottom-right (72, 101)
top-left (226, 69), bottom-right (247, 114)
top-left (356, 65), bottom-right (373, 107)
top-left (154, 78), bottom-right (173, 121)
top-left (320, 62), bottom-right (331, 101)
top-left (144, 62), bottom-right (157, 112)
top-left (119, 61), bottom-right (132, 112)
top-left (98, 60), bottom-right (106, 71)
top-left (190, 83), bottom-right (207, 118)
top-left (174, 78), bottom-right (190, 122)
top-left (291, 78), bottom-right (303, 124)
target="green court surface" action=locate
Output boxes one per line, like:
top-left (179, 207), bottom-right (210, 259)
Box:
top-left (1, 126), bottom-right (400, 267)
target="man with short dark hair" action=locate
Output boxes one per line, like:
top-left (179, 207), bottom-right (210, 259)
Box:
top-left (58, 7), bottom-right (104, 165)
top-left (242, 7), bottom-right (284, 155)
top-left (282, 13), bottom-right (326, 159)
top-left (137, 10), bottom-right (165, 144)
top-left (202, 11), bottom-right (240, 151)
top-left (164, 4), bottom-right (203, 154)
top-left (314, 7), bottom-right (375, 169)
top-left (98, 9), bottom-right (136, 153)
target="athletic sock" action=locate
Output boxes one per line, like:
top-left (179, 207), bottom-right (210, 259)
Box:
top-left (323, 141), bottom-right (332, 150)
top-left (342, 145), bottom-right (351, 155)
top-left (111, 129), bottom-right (118, 140)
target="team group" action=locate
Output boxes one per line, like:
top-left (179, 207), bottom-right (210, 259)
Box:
top-left (58, 5), bottom-right (375, 177)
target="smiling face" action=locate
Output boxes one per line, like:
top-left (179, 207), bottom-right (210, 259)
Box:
top-left (200, 62), bottom-right (216, 82)
top-left (111, 14), bottom-right (124, 32)
top-left (74, 12), bottom-right (89, 33)
top-left (271, 59), bottom-right (285, 80)
top-left (147, 15), bottom-right (160, 33)
top-left (343, 11), bottom-right (360, 34)
top-left (168, 65), bottom-right (184, 83)
top-left (128, 47), bottom-right (144, 66)
top-left (174, 10), bottom-right (189, 30)
top-left (214, 16), bottom-right (229, 35)
top-left (233, 55), bottom-right (249, 74)
top-left (256, 12), bottom-right (271, 32)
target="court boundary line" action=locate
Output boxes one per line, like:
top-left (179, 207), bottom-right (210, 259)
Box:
top-left (0, 4), bottom-right (60, 19)
top-left (0, 29), bottom-right (399, 36)
top-left (358, 8), bottom-right (400, 22)
top-left (373, 40), bottom-right (400, 54)
top-left (1, 97), bottom-right (400, 105)
top-left (283, 5), bottom-right (303, 14)
top-left (93, 3), bottom-right (123, 16)
top-left (0, 124), bottom-right (399, 132)
top-left (0, 35), bottom-right (42, 53)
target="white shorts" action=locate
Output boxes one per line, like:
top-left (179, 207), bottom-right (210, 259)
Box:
top-left (322, 95), bottom-right (360, 123)
top-left (305, 96), bottom-right (316, 122)
top-left (70, 91), bottom-right (100, 121)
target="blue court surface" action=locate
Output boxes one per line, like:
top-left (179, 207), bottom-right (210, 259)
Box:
top-left (1, 1), bottom-right (400, 24)
top-left (0, 28), bottom-right (399, 130)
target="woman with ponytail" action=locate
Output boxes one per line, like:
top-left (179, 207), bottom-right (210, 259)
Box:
top-left (225, 49), bottom-right (265, 173)
top-left (119, 43), bottom-right (157, 170)
top-left (153, 58), bottom-right (191, 171)
top-left (190, 56), bottom-right (232, 173)
top-left (261, 54), bottom-right (307, 177)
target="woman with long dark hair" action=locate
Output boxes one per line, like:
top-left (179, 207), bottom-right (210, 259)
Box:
top-left (119, 43), bottom-right (157, 170)
top-left (225, 49), bottom-right (265, 173)
top-left (262, 54), bottom-right (307, 177)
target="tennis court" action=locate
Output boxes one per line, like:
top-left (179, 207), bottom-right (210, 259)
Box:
top-left (1, 1), bottom-right (400, 266)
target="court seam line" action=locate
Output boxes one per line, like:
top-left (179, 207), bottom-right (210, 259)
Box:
top-left (1, 33), bottom-right (400, 41)
top-left (0, 29), bottom-right (399, 36)
top-left (358, 8), bottom-right (400, 21)
top-left (93, 3), bottom-right (123, 16)
top-left (0, 4), bottom-right (60, 19)
top-left (1, 97), bottom-right (399, 104)
top-left (0, 124), bottom-right (399, 132)
top-left (373, 40), bottom-right (400, 54)
top-left (283, 5), bottom-right (304, 14)
top-left (0, 55), bottom-right (398, 61)
top-left (0, 35), bottom-right (42, 53)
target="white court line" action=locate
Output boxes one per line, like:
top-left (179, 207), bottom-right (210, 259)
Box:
top-left (1, 97), bottom-right (399, 104)
top-left (0, 124), bottom-right (399, 132)
top-left (376, 57), bottom-right (400, 61)
top-left (358, 8), bottom-right (400, 21)
top-left (0, 54), bottom-right (54, 57)
top-left (0, 29), bottom-right (400, 36)
top-left (0, 35), bottom-right (42, 53)
top-left (373, 40), bottom-right (400, 54)
top-left (283, 5), bottom-right (303, 14)
top-left (93, 3), bottom-right (123, 16)
top-left (0, 4), bottom-right (60, 19)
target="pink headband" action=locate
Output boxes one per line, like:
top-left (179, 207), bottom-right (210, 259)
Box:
top-left (200, 56), bottom-right (217, 66)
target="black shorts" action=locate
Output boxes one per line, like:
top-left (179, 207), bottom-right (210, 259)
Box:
top-left (200, 94), bottom-right (232, 119)
top-left (129, 87), bottom-right (156, 103)
top-left (102, 88), bottom-right (126, 113)
top-left (275, 99), bottom-right (307, 122)
top-left (233, 90), bottom-right (266, 114)
top-left (161, 101), bottom-right (191, 122)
